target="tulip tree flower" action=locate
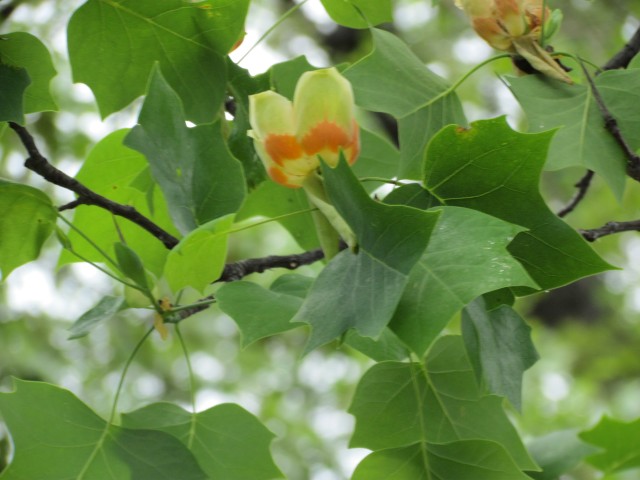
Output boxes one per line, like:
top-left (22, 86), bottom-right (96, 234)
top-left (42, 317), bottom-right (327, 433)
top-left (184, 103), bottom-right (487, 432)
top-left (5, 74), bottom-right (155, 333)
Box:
top-left (248, 67), bottom-right (360, 258)
top-left (455, 0), bottom-right (572, 84)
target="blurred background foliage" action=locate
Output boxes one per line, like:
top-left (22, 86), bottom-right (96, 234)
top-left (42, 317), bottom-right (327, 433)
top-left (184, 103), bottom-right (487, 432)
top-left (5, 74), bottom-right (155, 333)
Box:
top-left (1, 0), bottom-right (640, 478)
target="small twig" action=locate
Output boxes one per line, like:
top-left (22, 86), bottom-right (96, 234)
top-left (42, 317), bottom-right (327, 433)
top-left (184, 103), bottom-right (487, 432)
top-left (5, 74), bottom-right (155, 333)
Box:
top-left (603, 26), bottom-right (640, 71)
top-left (581, 220), bottom-right (640, 242)
top-left (579, 63), bottom-right (640, 182)
top-left (557, 170), bottom-right (594, 218)
top-left (8, 122), bottom-right (180, 249)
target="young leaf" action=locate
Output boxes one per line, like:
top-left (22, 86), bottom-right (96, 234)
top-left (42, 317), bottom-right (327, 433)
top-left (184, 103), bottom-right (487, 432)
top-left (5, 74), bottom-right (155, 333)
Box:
top-left (0, 380), bottom-right (207, 479)
top-left (57, 129), bottom-right (175, 277)
top-left (0, 181), bottom-right (56, 280)
top-left (344, 29), bottom-right (458, 119)
top-left (0, 64), bottom-right (30, 123)
top-left (389, 206), bottom-right (537, 356)
top-left (349, 336), bottom-right (538, 471)
top-left (114, 242), bottom-right (150, 290)
top-left (125, 68), bottom-right (246, 235)
top-left (122, 402), bottom-right (282, 480)
top-left (163, 215), bottom-right (234, 293)
top-left (0, 32), bottom-right (57, 115)
top-left (292, 158), bottom-right (440, 351)
top-left (580, 416), bottom-right (640, 474)
top-left (462, 297), bottom-right (539, 411)
top-left (67, 0), bottom-right (227, 122)
top-left (217, 281), bottom-right (306, 347)
top-left (319, 0), bottom-right (392, 29)
top-left (353, 441), bottom-right (533, 480)
top-left (68, 295), bottom-right (126, 340)
top-left (352, 128), bottom-right (402, 191)
top-left (191, 0), bottom-right (250, 55)
top-left (424, 117), bottom-right (613, 292)
top-left (507, 75), bottom-right (630, 199)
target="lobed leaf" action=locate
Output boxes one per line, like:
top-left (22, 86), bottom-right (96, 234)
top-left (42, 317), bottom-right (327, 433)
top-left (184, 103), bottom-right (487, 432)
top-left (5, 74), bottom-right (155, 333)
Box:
top-left (68, 295), bottom-right (126, 339)
top-left (0, 380), bottom-right (207, 479)
top-left (67, 0), bottom-right (231, 122)
top-left (122, 402), bottom-right (282, 480)
top-left (424, 117), bottom-right (613, 292)
top-left (580, 416), bottom-right (640, 474)
top-left (349, 335), bottom-right (538, 471)
top-left (319, 0), bottom-right (392, 29)
top-left (0, 64), bottom-right (30, 123)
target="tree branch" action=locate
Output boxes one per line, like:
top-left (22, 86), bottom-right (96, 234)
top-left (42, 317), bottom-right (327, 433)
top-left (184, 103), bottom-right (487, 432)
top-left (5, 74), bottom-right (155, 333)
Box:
top-left (8, 122), bottom-right (180, 249)
top-left (556, 26), bottom-right (640, 216)
top-left (603, 25), bottom-right (640, 71)
top-left (581, 220), bottom-right (640, 242)
top-left (217, 248), bottom-right (326, 282)
top-left (557, 170), bottom-right (594, 218)
top-left (579, 63), bottom-right (640, 182)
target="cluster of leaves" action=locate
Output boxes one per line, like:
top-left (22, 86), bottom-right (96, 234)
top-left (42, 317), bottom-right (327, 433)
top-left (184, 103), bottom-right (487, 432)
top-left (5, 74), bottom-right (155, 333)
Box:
top-left (1, 0), bottom-right (640, 478)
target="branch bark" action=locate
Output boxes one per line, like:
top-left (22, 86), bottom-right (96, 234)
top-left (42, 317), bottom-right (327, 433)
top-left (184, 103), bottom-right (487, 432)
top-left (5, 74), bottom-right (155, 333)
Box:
top-left (9, 122), bottom-right (180, 249)
top-left (581, 220), bottom-right (640, 242)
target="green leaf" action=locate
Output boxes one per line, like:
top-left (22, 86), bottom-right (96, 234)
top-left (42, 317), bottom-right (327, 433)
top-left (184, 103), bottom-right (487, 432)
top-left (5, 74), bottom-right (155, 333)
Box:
top-left (58, 129), bottom-right (175, 277)
top-left (0, 181), bottom-right (56, 280)
top-left (125, 68), bottom-right (246, 235)
top-left (349, 336), bottom-right (538, 471)
top-left (344, 29), bottom-right (458, 119)
top-left (0, 380), bottom-right (207, 479)
top-left (191, 0), bottom-right (250, 55)
top-left (270, 55), bottom-right (316, 100)
top-left (236, 180), bottom-right (319, 251)
top-left (292, 158), bottom-right (439, 351)
top-left (68, 295), bottom-right (126, 339)
top-left (163, 214), bottom-right (234, 293)
top-left (0, 32), bottom-right (57, 114)
top-left (114, 242), bottom-right (150, 289)
top-left (527, 430), bottom-right (598, 480)
top-left (353, 441), bottom-right (533, 480)
top-left (352, 128), bottom-right (401, 191)
top-left (319, 0), bottom-right (392, 29)
top-left (383, 183), bottom-right (443, 210)
top-left (67, 0), bottom-right (227, 122)
top-left (226, 60), bottom-right (270, 189)
top-left (0, 64), bottom-right (30, 123)
top-left (461, 297), bottom-right (539, 411)
top-left (507, 74), bottom-right (635, 199)
top-left (398, 97), bottom-right (466, 179)
top-left (389, 206), bottom-right (537, 356)
top-left (269, 273), bottom-right (314, 298)
top-left (580, 416), bottom-right (640, 474)
top-left (424, 117), bottom-right (613, 292)
top-left (121, 402), bottom-right (282, 480)
top-left (217, 281), bottom-right (305, 347)
top-left (344, 328), bottom-right (409, 362)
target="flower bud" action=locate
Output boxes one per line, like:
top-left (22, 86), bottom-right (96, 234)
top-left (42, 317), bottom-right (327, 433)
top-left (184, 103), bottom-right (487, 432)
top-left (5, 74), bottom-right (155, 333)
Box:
top-left (248, 67), bottom-right (360, 188)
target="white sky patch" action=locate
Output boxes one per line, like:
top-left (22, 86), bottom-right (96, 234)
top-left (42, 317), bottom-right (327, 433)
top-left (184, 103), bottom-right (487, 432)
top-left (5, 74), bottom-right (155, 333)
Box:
top-left (541, 372), bottom-right (571, 402)
top-left (394, 0), bottom-right (436, 31)
top-left (453, 36), bottom-right (493, 64)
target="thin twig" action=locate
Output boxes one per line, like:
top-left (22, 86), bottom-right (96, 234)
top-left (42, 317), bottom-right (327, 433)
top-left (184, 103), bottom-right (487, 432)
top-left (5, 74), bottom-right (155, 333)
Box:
top-left (579, 63), bottom-right (640, 182)
top-left (556, 170), bottom-right (594, 218)
top-left (581, 220), bottom-right (640, 242)
top-left (8, 122), bottom-right (180, 249)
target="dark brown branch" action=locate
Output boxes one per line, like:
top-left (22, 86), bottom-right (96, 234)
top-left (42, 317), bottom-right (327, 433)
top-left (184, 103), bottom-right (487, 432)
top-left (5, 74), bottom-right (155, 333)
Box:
top-left (581, 220), bottom-right (640, 242)
top-left (217, 248), bottom-right (326, 282)
top-left (603, 26), bottom-right (640, 71)
top-left (8, 122), bottom-right (180, 249)
top-left (557, 170), bottom-right (594, 218)
top-left (579, 63), bottom-right (640, 182)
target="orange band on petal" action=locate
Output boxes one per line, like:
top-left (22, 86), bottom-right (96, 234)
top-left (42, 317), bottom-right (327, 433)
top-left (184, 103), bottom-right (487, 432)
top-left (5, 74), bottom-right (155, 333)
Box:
top-left (301, 120), bottom-right (350, 156)
top-left (348, 121), bottom-right (360, 165)
top-left (265, 134), bottom-right (304, 166)
top-left (268, 166), bottom-right (303, 188)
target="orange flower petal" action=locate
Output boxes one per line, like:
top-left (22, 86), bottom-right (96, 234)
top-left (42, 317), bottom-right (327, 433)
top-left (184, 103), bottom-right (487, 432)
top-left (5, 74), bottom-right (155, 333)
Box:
top-left (265, 134), bottom-right (304, 166)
